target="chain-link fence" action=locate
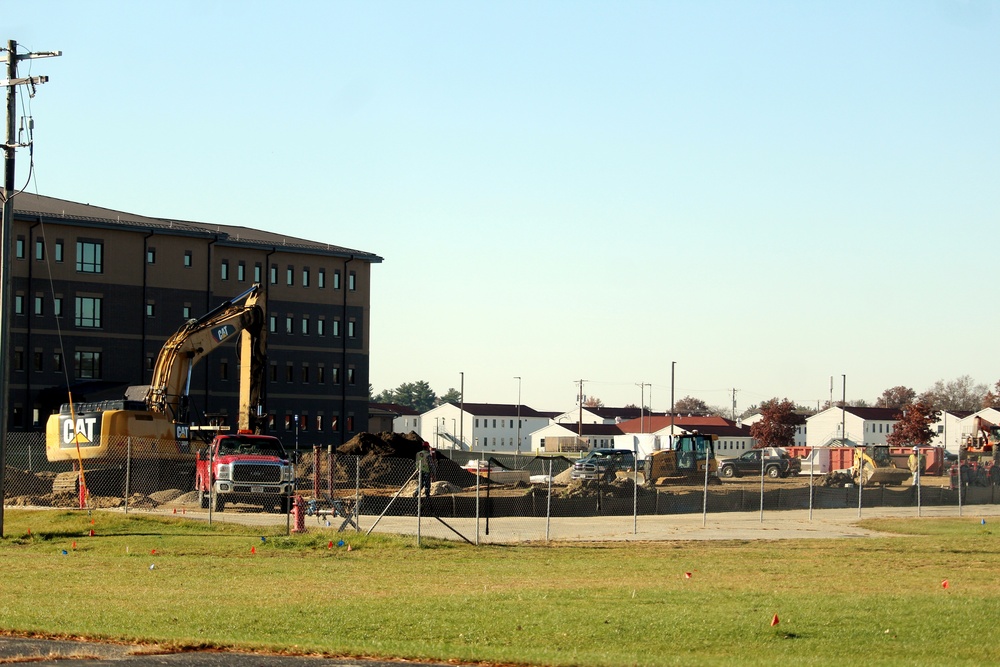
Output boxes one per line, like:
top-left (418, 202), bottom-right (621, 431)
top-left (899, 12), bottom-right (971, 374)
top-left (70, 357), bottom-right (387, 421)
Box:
top-left (4, 431), bottom-right (999, 542)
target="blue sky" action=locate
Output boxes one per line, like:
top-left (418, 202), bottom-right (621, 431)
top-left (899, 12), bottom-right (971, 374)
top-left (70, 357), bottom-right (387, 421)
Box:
top-left (8, 1), bottom-right (1000, 413)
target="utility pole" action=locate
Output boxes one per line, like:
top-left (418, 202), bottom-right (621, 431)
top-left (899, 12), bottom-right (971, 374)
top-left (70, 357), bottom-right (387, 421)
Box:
top-left (0, 40), bottom-right (60, 537)
top-left (513, 376), bottom-right (521, 456)
top-left (731, 388), bottom-right (738, 421)
top-left (577, 379), bottom-right (586, 441)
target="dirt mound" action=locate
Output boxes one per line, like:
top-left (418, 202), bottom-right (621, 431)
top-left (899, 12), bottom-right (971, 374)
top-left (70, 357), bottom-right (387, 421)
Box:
top-left (148, 489), bottom-right (184, 504)
top-left (337, 431), bottom-right (426, 458)
top-left (4, 467), bottom-right (53, 497)
top-left (554, 478), bottom-right (653, 499)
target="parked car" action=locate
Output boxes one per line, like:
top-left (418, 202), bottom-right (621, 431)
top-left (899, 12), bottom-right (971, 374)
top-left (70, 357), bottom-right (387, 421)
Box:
top-left (717, 448), bottom-right (801, 479)
top-left (571, 449), bottom-right (636, 482)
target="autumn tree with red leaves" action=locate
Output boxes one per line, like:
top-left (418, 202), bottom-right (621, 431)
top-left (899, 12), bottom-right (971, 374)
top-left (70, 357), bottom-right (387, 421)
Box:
top-left (749, 398), bottom-right (798, 449)
top-left (886, 400), bottom-right (940, 447)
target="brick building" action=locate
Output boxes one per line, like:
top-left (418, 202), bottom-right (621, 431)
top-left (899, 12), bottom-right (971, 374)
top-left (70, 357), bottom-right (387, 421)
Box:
top-left (8, 193), bottom-right (381, 448)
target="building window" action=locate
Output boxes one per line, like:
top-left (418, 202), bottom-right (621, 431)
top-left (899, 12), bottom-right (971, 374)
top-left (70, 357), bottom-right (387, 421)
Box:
top-left (348, 321), bottom-right (356, 338)
top-left (53, 352), bottom-right (62, 372)
top-left (55, 240), bottom-right (64, 263)
top-left (318, 269), bottom-right (326, 288)
top-left (34, 296), bottom-right (43, 316)
top-left (347, 368), bottom-right (356, 385)
top-left (13, 350), bottom-right (23, 371)
top-left (183, 305), bottom-right (192, 319)
top-left (75, 296), bottom-right (103, 328)
top-left (332, 367), bottom-right (340, 384)
top-left (333, 270), bottom-right (341, 289)
top-left (349, 271), bottom-right (356, 291)
top-left (146, 302), bottom-right (155, 317)
top-left (317, 366), bottom-right (325, 383)
top-left (315, 415), bottom-right (324, 431)
top-left (270, 264), bottom-right (277, 284)
top-left (302, 268), bottom-right (310, 288)
top-left (301, 317), bottom-right (309, 335)
top-left (184, 250), bottom-right (193, 267)
top-left (317, 319), bottom-right (325, 336)
top-left (285, 363), bottom-right (294, 382)
top-left (74, 351), bottom-right (102, 379)
top-left (14, 294), bottom-right (24, 315)
top-left (76, 241), bottom-right (103, 273)
top-left (286, 266), bottom-right (294, 286)
top-left (269, 315), bottom-right (276, 333)
top-left (302, 365), bottom-right (310, 383)
top-left (269, 362), bottom-right (278, 382)
top-left (285, 316), bottom-right (293, 334)
top-left (237, 261), bottom-right (245, 282)
top-left (35, 239), bottom-right (44, 260)
top-left (15, 236), bottom-right (24, 259)
top-left (347, 416), bottom-right (355, 431)
top-left (54, 297), bottom-right (62, 317)
top-left (147, 247), bottom-right (156, 264)
top-left (146, 355), bottom-right (155, 371)
top-left (333, 319), bottom-right (340, 337)
top-left (221, 260), bottom-right (229, 281)
top-left (33, 351), bottom-right (43, 372)
top-left (220, 360), bottom-right (229, 381)
top-left (254, 263), bottom-right (262, 283)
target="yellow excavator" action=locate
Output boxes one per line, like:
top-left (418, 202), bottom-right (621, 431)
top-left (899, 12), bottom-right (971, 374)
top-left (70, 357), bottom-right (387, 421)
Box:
top-left (45, 284), bottom-right (267, 493)
top-left (851, 444), bottom-right (910, 486)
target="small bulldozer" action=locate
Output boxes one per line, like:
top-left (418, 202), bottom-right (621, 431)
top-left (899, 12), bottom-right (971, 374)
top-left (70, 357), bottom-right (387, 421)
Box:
top-left (634, 433), bottom-right (720, 486)
top-left (852, 444), bottom-right (910, 486)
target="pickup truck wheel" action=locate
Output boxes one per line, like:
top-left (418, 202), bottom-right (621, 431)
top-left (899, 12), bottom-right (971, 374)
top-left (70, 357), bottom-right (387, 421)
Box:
top-left (279, 495), bottom-right (291, 513)
top-left (198, 488), bottom-right (209, 509)
top-left (720, 465), bottom-right (735, 478)
top-left (214, 495), bottom-right (225, 513)
top-left (766, 466), bottom-right (781, 479)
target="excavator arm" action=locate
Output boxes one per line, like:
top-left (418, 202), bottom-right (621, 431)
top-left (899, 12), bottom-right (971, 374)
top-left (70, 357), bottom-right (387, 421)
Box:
top-left (143, 284), bottom-right (267, 432)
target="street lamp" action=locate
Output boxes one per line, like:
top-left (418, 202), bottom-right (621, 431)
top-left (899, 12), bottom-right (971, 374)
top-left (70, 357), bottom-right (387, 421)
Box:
top-left (514, 376), bottom-right (522, 455)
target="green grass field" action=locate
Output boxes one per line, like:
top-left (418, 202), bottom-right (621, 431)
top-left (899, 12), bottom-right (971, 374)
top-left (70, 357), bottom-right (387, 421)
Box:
top-left (2, 509), bottom-right (999, 666)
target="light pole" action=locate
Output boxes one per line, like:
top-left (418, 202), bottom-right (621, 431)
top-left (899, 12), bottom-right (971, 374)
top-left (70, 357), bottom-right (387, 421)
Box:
top-left (459, 372), bottom-right (464, 449)
top-left (514, 376), bottom-right (522, 455)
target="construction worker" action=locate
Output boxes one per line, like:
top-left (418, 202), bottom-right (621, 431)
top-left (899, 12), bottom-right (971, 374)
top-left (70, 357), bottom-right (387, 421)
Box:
top-left (908, 446), bottom-right (925, 485)
top-left (415, 447), bottom-right (432, 498)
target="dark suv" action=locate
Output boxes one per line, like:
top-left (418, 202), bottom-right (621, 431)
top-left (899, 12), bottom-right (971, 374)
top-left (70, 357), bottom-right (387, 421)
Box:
top-left (571, 449), bottom-right (636, 482)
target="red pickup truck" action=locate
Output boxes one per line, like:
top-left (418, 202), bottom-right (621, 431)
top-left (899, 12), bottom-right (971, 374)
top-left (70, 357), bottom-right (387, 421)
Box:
top-left (194, 433), bottom-right (295, 512)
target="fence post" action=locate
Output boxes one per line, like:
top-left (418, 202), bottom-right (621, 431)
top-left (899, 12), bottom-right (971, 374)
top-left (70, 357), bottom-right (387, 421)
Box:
top-left (124, 437), bottom-right (131, 515)
top-left (313, 445), bottom-right (321, 500)
top-left (327, 445), bottom-right (334, 498)
top-left (354, 454), bottom-right (361, 532)
top-left (416, 454), bottom-right (422, 547)
top-left (546, 459), bottom-right (552, 542)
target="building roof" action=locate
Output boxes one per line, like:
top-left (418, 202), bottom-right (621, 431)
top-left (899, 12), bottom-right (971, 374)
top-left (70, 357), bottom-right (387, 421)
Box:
top-left (13, 192), bottom-right (383, 262)
top-left (369, 402), bottom-right (419, 416)
top-left (550, 423), bottom-right (625, 437)
top-left (444, 402), bottom-right (548, 418)
top-left (617, 415), bottom-right (731, 434)
top-left (843, 406), bottom-right (902, 420)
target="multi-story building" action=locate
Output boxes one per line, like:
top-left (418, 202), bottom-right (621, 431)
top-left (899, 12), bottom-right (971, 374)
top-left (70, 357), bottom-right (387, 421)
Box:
top-left (8, 193), bottom-right (381, 448)
top-left (805, 406), bottom-right (900, 449)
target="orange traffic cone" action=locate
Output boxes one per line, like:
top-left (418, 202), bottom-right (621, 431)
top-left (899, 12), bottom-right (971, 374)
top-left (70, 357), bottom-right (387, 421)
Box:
top-left (151, 549), bottom-right (157, 555)
top-left (770, 614), bottom-right (780, 627)
top-left (684, 572), bottom-right (692, 579)
top-left (251, 546), bottom-right (256, 555)
top-left (88, 529), bottom-right (95, 537)
top-left (346, 544), bottom-right (352, 552)
top-left (172, 508), bottom-right (177, 514)
top-left (327, 540), bottom-right (333, 549)
top-left (942, 580), bottom-right (949, 589)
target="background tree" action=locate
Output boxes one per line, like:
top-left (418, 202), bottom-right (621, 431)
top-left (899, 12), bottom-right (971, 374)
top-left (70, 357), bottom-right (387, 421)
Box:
top-left (583, 396), bottom-right (604, 408)
top-left (749, 398), bottom-right (797, 449)
top-left (919, 375), bottom-right (988, 411)
top-left (436, 388), bottom-right (462, 406)
top-left (886, 400), bottom-right (940, 447)
top-left (875, 386), bottom-right (916, 410)
top-left (370, 380), bottom-right (438, 412)
top-left (981, 380), bottom-right (1000, 409)
top-left (673, 396), bottom-right (709, 415)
